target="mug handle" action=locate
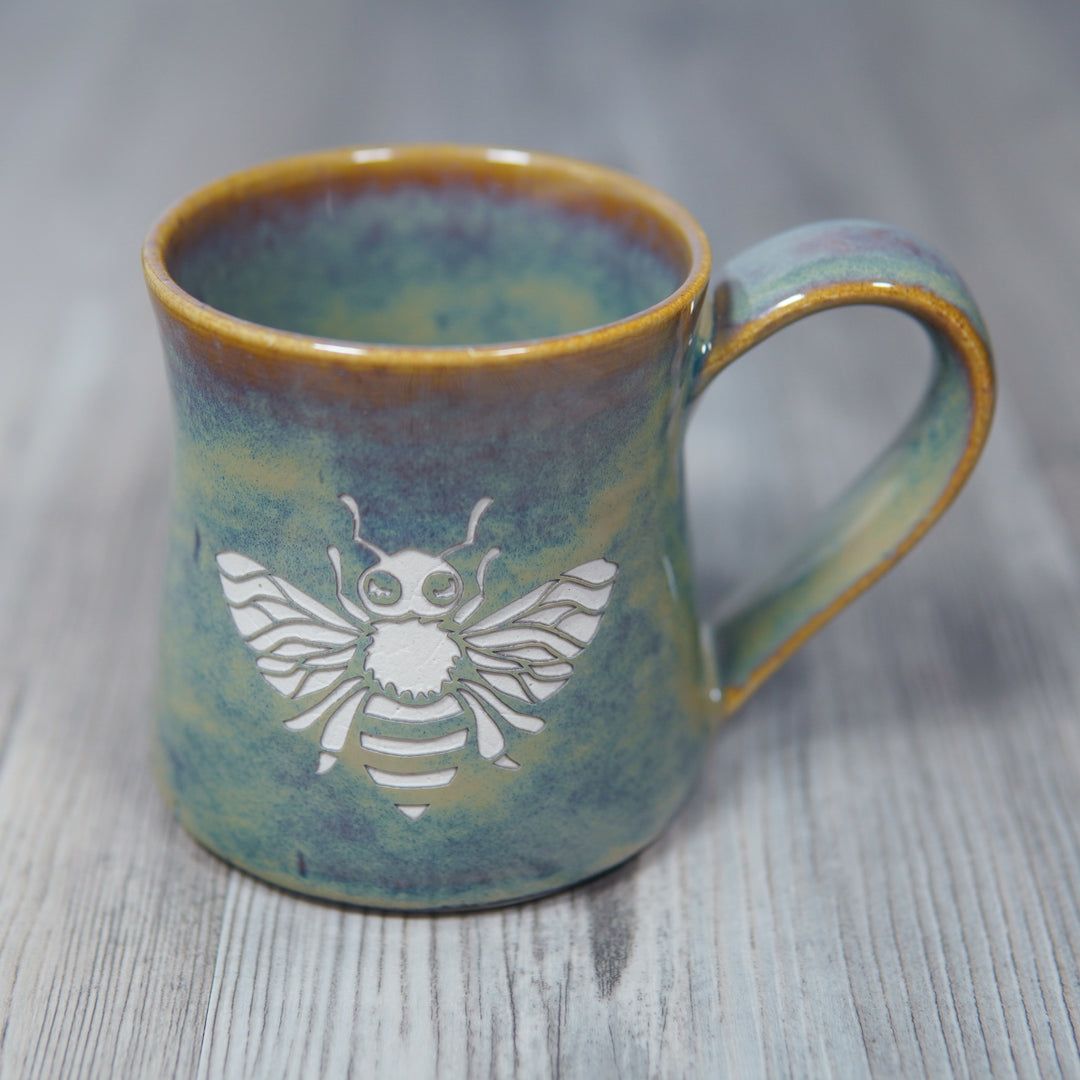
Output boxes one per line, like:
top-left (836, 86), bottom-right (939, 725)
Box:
top-left (693, 220), bottom-right (995, 719)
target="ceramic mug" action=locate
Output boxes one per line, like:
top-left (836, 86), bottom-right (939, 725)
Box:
top-left (142, 145), bottom-right (994, 910)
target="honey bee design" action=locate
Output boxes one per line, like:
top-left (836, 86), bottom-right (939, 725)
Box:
top-left (215, 496), bottom-right (617, 820)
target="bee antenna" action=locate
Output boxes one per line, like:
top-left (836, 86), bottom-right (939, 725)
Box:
top-left (339, 494), bottom-right (387, 559)
top-left (442, 496), bottom-right (493, 558)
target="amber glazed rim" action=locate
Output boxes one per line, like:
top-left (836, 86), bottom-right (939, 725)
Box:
top-left (141, 144), bottom-right (713, 369)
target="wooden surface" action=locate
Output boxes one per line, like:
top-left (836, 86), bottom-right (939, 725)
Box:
top-left (2, 0), bottom-right (1080, 1075)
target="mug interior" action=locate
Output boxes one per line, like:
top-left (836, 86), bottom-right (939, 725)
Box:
top-left (155, 149), bottom-right (700, 348)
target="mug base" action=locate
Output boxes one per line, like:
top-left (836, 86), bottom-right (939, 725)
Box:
top-left (159, 776), bottom-right (699, 913)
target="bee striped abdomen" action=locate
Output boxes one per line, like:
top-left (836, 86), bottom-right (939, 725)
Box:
top-left (358, 693), bottom-right (470, 820)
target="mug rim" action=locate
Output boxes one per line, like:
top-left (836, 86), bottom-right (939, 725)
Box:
top-left (142, 144), bottom-right (712, 367)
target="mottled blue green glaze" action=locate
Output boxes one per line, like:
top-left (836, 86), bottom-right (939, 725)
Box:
top-left (697, 220), bottom-right (994, 713)
top-left (144, 148), bottom-right (993, 910)
top-left (172, 185), bottom-right (680, 345)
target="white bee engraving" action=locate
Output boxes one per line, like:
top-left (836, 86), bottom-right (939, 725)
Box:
top-left (215, 496), bottom-right (617, 820)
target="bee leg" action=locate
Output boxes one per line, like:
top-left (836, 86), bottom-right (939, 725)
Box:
top-left (453, 546), bottom-right (501, 624)
top-left (327, 545), bottom-right (369, 623)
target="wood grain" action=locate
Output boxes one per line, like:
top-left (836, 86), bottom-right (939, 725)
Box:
top-left (2, 0), bottom-right (1079, 1076)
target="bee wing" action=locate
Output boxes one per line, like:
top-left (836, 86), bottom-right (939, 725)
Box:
top-left (216, 551), bottom-right (367, 700)
top-left (462, 557), bottom-right (617, 708)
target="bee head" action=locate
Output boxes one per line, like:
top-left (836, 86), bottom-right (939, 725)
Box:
top-left (358, 549), bottom-right (462, 618)
top-left (338, 493), bottom-right (492, 619)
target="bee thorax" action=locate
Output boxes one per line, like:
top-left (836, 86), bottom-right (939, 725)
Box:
top-left (363, 618), bottom-right (461, 698)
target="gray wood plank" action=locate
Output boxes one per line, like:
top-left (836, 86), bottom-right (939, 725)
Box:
top-left (0, 299), bottom-right (229, 1078)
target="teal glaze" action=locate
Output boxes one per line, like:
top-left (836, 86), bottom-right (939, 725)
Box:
top-left (144, 149), bottom-right (994, 910)
top-left (156, 330), bottom-right (709, 909)
top-left (710, 219), bottom-right (989, 342)
top-left (173, 185), bottom-right (682, 345)
top-left (693, 220), bottom-right (994, 713)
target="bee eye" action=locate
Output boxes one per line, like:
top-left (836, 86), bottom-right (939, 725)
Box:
top-left (422, 570), bottom-right (460, 607)
top-left (363, 570), bottom-right (402, 606)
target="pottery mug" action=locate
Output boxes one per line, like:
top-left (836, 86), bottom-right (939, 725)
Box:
top-left (143, 145), bottom-right (994, 910)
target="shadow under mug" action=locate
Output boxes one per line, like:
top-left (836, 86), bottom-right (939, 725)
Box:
top-left (143, 145), bottom-right (994, 911)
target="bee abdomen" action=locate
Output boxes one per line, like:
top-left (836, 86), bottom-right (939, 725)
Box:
top-left (360, 729), bottom-right (468, 757)
top-left (357, 694), bottom-right (474, 818)
top-left (361, 730), bottom-right (467, 821)
top-left (360, 726), bottom-right (467, 790)
top-left (364, 693), bottom-right (461, 723)
top-left (365, 765), bottom-right (459, 789)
